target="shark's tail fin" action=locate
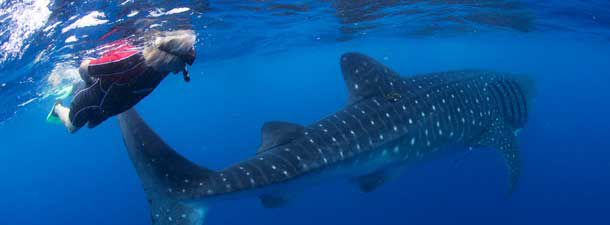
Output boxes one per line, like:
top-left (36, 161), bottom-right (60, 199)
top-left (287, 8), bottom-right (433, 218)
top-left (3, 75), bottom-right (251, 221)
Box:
top-left (118, 109), bottom-right (212, 225)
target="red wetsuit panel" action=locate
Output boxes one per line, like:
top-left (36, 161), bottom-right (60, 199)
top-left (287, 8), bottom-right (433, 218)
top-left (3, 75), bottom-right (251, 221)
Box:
top-left (87, 40), bottom-right (146, 82)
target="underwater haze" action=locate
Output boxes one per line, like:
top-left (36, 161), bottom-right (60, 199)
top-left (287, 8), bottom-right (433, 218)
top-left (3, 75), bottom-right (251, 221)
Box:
top-left (1, 0), bottom-right (610, 225)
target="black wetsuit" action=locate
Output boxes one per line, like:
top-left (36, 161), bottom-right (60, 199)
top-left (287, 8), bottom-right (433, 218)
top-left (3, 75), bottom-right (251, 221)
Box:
top-left (69, 60), bottom-right (169, 129)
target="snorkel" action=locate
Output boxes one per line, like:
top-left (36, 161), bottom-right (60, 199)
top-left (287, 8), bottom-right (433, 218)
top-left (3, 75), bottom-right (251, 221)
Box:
top-left (157, 44), bottom-right (195, 82)
top-left (180, 50), bottom-right (194, 82)
top-left (179, 48), bottom-right (195, 82)
top-left (152, 29), bottom-right (197, 82)
top-left (182, 66), bottom-right (190, 82)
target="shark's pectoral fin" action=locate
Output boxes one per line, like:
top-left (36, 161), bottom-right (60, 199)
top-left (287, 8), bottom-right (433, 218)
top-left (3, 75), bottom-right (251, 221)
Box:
top-left (118, 109), bottom-right (212, 225)
top-left (471, 122), bottom-right (522, 196)
top-left (259, 193), bottom-right (291, 208)
top-left (149, 196), bottom-right (208, 225)
top-left (354, 165), bottom-right (406, 193)
top-left (501, 142), bottom-right (521, 197)
top-left (355, 171), bottom-right (389, 193)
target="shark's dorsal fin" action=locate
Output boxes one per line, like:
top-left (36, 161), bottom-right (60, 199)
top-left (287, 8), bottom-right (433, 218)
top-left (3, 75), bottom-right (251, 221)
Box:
top-left (257, 121), bottom-right (304, 153)
top-left (340, 52), bottom-right (408, 105)
top-left (470, 122), bottom-right (522, 196)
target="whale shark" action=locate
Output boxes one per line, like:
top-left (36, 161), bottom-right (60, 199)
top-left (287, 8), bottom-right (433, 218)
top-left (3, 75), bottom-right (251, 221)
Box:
top-left (118, 52), bottom-right (534, 225)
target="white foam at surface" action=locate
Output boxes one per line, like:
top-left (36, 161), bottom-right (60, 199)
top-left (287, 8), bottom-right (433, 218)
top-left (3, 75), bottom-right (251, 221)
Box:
top-left (166, 7), bottom-right (190, 15)
top-left (61, 11), bottom-right (109, 33)
top-left (43, 21), bottom-right (61, 33)
top-left (150, 7), bottom-right (190, 17)
top-left (0, 0), bottom-right (51, 63)
top-left (127, 10), bottom-right (139, 17)
top-left (65, 35), bottom-right (78, 43)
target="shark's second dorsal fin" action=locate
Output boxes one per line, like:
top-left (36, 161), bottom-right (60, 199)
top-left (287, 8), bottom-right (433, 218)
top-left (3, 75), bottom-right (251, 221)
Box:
top-left (257, 121), bottom-right (304, 153)
top-left (340, 52), bottom-right (408, 105)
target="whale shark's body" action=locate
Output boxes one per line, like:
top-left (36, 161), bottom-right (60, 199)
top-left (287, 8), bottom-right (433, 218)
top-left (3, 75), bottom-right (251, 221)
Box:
top-left (118, 53), bottom-right (534, 225)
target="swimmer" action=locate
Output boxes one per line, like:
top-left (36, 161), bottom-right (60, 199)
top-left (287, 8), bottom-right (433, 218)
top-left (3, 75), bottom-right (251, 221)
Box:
top-left (49, 29), bottom-right (196, 133)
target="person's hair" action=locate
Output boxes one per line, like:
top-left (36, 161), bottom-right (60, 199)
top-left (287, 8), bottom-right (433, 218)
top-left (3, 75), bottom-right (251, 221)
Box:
top-left (143, 30), bottom-right (196, 72)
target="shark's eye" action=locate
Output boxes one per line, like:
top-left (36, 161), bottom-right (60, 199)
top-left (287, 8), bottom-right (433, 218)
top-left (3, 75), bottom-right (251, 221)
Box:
top-left (385, 92), bottom-right (401, 103)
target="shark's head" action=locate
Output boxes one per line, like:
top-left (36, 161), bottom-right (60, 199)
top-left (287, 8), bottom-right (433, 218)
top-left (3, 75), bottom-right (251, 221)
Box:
top-left (482, 73), bottom-right (536, 131)
top-left (514, 74), bottom-right (536, 102)
top-left (520, 75), bottom-right (537, 132)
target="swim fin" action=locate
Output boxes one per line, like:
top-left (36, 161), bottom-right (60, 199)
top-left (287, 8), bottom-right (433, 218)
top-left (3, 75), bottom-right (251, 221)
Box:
top-left (46, 84), bottom-right (75, 124)
top-left (46, 101), bottom-right (62, 124)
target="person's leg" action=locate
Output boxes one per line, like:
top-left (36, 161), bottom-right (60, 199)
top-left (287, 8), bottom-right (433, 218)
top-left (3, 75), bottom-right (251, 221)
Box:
top-left (70, 80), bottom-right (87, 96)
top-left (52, 102), bottom-right (78, 133)
top-left (50, 60), bottom-right (93, 133)
top-left (86, 109), bottom-right (108, 128)
top-left (54, 79), bottom-right (103, 133)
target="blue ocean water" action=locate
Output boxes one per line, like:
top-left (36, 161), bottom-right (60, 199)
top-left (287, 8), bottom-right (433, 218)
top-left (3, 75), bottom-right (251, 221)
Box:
top-left (1, 0), bottom-right (610, 225)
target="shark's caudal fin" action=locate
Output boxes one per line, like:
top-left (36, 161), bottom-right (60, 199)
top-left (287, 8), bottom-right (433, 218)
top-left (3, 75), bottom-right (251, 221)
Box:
top-left (118, 109), bottom-right (212, 225)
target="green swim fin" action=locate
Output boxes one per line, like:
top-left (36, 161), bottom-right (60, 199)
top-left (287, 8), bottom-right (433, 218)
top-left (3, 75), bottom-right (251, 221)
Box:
top-left (46, 85), bottom-right (74, 124)
top-left (46, 102), bottom-right (62, 124)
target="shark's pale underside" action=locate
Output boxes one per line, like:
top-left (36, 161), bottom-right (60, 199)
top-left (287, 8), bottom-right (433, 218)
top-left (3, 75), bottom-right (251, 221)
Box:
top-left (118, 52), bottom-right (534, 225)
